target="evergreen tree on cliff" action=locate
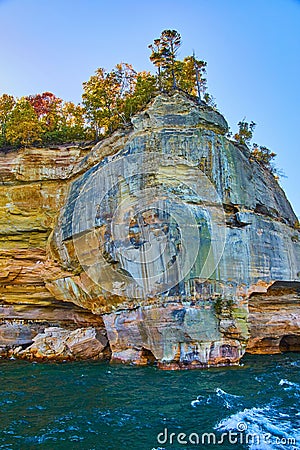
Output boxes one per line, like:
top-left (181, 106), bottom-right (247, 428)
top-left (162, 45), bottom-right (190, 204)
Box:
top-left (148, 30), bottom-right (207, 101)
top-left (149, 29), bottom-right (181, 90)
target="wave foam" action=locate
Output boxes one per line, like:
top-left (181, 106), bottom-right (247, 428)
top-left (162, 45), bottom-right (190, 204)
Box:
top-left (215, 405), bottom-right (299, 450)
top-left (191, 388), bottom-right (242, 409)
top-left (279, 379), bottom-right (300, 390)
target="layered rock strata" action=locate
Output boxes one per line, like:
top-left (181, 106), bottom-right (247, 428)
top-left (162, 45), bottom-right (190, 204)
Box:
top-left (0, 94), bottom-right (299, 368)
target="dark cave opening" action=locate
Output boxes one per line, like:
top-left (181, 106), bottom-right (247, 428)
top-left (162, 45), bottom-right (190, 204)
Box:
top-left (279, 335), bottom-right (300, 353)
top-left (141, 347), bottom-right (156, 365)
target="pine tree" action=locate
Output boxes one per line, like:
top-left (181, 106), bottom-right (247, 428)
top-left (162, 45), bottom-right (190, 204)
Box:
top-left (149, 29), bottom-right (181, 90)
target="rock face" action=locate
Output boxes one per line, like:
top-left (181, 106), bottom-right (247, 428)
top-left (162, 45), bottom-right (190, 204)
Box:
top-left (18, 326), bottom-right (108, 360)
top-left (0, 93), bottom-right (299, 367)
top-left (103, 303), bottom-right (243, 369)
top-left (246, 281), bottom-right (300, 354)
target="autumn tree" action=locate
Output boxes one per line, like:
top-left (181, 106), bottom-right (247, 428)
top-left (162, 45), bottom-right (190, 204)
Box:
top-left (82, 63), bottom-right (156, 137)
top-left (251, 143), bottom-right (276, 170)
top-left (61, 102), bottom-right (86, 138)
top-left (27, 92), bottom-right (62, 132)
top-left (111, 63), bottom-right (139, 124)
top-left (27, 92), bottom-right (57, 117)
top-left (0, 29), bottom-right (219, 147)
top-left (6, 98), bottom-right (42, 146)
top-left (83, 67), bottom-right (122, 137)
top-left (0, 94), bottom-right (15, 146)
top-left (172, 56), bottom-right (207, 97)
top-left (26, 92), bottom-right (87, 143)
top-left (0, 91), bottom-right (87, 148)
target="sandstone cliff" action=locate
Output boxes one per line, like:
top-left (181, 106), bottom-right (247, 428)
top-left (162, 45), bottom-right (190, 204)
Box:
top-left (0, 93), bottom-right (299, 367)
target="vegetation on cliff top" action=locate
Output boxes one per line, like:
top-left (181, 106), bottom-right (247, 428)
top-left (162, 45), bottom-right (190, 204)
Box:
top-left (0, 29), bottom-right (277, 173)
top-left (0, 30), bottom-right (208, 149)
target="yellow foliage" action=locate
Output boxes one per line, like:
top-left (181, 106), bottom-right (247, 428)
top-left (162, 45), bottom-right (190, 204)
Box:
top-left (6, 98), bottom-right (42, 146)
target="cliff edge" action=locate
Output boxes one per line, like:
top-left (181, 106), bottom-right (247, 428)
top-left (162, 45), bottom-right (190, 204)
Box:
top-left (0, 93), bottom-right (299, 367)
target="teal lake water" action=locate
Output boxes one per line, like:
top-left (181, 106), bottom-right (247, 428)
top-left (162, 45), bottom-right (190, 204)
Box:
top-left (0, 354), bottom-right (299, 450)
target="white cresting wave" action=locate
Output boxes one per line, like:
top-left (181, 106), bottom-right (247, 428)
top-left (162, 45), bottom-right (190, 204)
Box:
top-left (279, 379), bottom-right (300, 390)
top-left (191, 388), bottom-right (242, 410)
top-left (215, 405), bottom-right (299, 450)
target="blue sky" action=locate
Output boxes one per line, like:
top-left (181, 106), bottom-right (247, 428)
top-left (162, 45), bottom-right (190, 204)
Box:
top-left (0, 0), bottom-right (299, 216)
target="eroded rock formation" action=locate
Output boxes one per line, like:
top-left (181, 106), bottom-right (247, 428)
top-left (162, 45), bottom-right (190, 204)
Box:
top-left (0, 93), bottom-right (299, 368)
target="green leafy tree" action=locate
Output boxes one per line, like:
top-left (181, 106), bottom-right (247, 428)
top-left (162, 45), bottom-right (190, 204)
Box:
top-left (203, 93), bottom-right (218, 109)
top-left (60, 101), bottom-right (87, 141)
top-left (83, 63), bottom-right (155, 137)
top-left (173, 56), bottom-right (207, 98)
top-left (82, 67), bottom-right (124, 137)
top-left (123, 71), bottom-right (157, 119)
top-left (6, 98), bottom-right (42, 146)
top-left (233, 120), bottom-right (277, 174)
top-left (42, 101), bottom-right (87, 144)
top-left (149, 31), bottom-right (209, 101)
top-left (0, 94), bottom-right (15, 146)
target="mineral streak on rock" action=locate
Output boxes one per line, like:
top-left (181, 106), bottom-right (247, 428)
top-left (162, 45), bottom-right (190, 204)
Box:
top-left (0, 93), bottom-right (299, 367)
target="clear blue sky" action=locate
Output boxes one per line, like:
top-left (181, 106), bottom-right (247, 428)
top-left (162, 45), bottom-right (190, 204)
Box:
top-left (0, 0), bottom-right (299, 217)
